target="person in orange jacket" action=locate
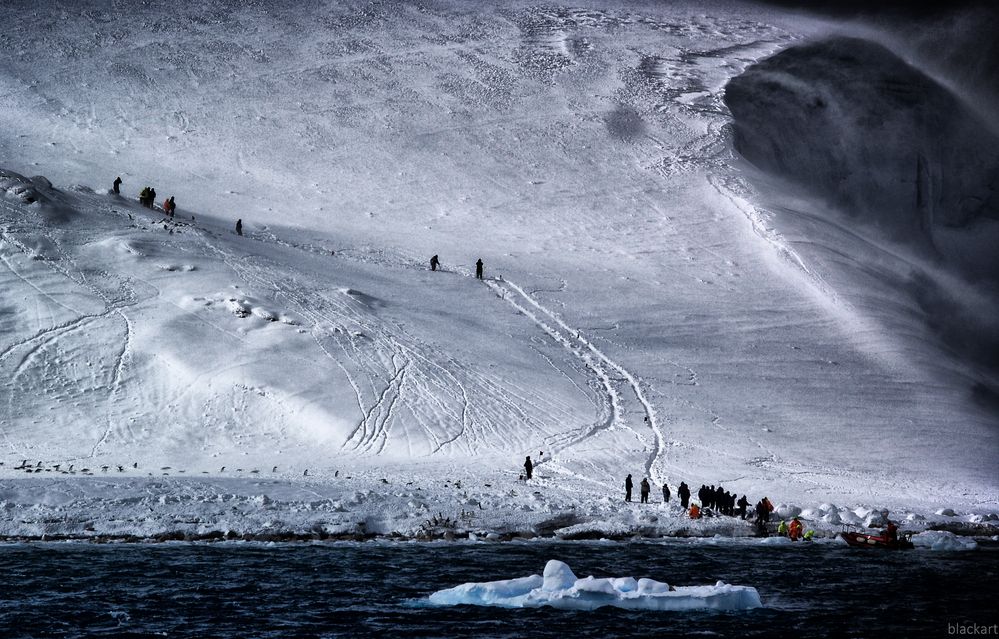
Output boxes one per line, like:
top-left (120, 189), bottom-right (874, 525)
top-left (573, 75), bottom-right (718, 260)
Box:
top-left (789, 516), bottom-right (803, 541)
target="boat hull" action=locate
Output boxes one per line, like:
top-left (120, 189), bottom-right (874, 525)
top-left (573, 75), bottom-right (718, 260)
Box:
top-left (841, 531), bottom-right (913, 550)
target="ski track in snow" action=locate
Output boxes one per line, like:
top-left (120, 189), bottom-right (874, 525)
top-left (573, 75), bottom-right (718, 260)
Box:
top-left (485, 278), bottom-right (667, 485)
top-left (188, 226), bottom-right (569, 460)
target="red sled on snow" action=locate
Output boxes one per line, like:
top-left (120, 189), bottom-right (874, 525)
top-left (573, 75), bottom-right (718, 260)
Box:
top-left (840, 530), bottom-right (913, 550)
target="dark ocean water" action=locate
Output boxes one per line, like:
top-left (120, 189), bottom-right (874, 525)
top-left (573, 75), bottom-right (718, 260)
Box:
top-left (0, 540), bottom-right (996, 638)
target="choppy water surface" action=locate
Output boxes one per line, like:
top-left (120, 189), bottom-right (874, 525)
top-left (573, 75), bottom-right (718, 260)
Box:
top-left (0, 540), bottom-right (995, 638)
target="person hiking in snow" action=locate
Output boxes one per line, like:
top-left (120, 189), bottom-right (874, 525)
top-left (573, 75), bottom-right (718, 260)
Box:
top-left (430, 254), bottom-right (439, 271)
top-left (113, 176), bottom-right (122, 194)
top-left (662, 483), bottom-right (670, 503)
top-left (475, 258), bottom-right (483, 280)
top-left (236, 219), bottom-right (243, 236)
top-left (139, 186), bottom-right (151, 207)
top-left (777, 519), bottom-right (788, 537)
top-left (149, 187), bottom-right (157, 208)
top-left (737, 495), bottom-right (749, 519)
top-left (524, 456), bottom-right (533, 480)
top-left (678, 482), bottom-right (690, 509)
top-left (163, 196), bottom-right (175, 217)
top-left (640, 478), bottom-right (650, 504)
top-left (625, 474), bottom-right (633, 502)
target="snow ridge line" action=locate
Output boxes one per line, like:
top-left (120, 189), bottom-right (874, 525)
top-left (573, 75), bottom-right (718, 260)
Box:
top-left (486, 278), bottom-right (666, 484)
top-left (706, 172), bottom-right (840, 304)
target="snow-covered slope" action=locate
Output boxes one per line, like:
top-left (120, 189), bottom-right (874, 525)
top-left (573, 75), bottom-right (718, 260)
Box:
top-left (0, 0), bottom-right (996, 538)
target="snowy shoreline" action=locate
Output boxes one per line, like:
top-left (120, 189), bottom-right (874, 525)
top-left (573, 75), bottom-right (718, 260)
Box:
top-left (1, 474), bottom-right (994, 546)
top-left (0, 529), bottom-right (993, 547)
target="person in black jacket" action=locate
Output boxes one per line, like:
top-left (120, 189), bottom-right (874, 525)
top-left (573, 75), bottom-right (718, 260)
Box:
top-left (475, 258), bottom-right (483, 279)
top-left (662, 483), bottom-right (671, 503)
top-left (113, 176), bottom-right (122, 194)
top-left (524, 456), bottom-right (533, 480)
top-left (625, 474), bottom-right (633, 502)
top-left (236, 219), bottom-right (243, 236)
top-left (678, 482), bottom-right (690, 509)
top-left (755, 499), bottom-right (770, 534)
top-left (737, 495), bottom-right (749, 519)
top-left (640, 478), bottom-right (651, 504)
top-left (430, 255), bottom-right (439, 271)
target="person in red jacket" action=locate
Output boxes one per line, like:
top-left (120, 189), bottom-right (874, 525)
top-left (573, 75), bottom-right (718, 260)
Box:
top-left (884, 520), bottom-right (898, 544)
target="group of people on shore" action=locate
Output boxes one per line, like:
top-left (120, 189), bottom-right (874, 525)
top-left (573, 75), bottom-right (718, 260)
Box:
top-left (521, 461), bottom-right (779, 532)
top-left (618, 474), bottom-right (795, 536)
top-left (623, 475), bottom-right (758, 520)
top-left (775, 516), bottom-right (813, 541)
top-left (695, 483), bottom-right (750, 518)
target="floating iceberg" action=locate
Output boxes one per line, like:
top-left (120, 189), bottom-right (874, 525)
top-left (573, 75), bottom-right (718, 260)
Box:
top-left (428, 560), bottom-right (763, 611)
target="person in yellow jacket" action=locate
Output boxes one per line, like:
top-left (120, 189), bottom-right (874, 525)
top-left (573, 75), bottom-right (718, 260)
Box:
top-left (777, 520), bottom-right (788, 536)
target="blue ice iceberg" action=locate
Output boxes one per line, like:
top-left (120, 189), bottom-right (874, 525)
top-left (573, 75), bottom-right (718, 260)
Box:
top-left (428, 560), bottom-right (762, 611)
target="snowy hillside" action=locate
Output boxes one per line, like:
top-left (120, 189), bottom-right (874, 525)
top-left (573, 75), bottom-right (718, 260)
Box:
top-left (0, 0), bottom-right (995, 539)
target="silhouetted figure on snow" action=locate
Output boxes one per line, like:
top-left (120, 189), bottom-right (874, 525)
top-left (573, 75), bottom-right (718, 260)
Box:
top-left (163, 196), bottom-right (176, 217)
top-left (738, 495), bottom-right (749, 519)
top-left (625, 474), bottom-right (633, 502)
top-left (430, 255), bottom-right (439, 271)
top-left (754, 500), bottom-right (770, 535)
top-left (662, 483), bottom-right (670, 503)
top-left (678, 482), bottom-right (690, 509)
top-left (640, 478), bottom-right (650, 504)
top-left (524, 456), bottom-right (533, 480)
top-left (113, 176), bottom-right (122, 194)
top-left (475, 258), bottom-right (483, 279)
top-left (236, 219), bottom-right (243, 236)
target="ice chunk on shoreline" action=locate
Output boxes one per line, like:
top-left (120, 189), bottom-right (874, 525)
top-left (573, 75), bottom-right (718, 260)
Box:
top-left (428, 560), bottom-right (762, 611)
top-left (911, 531), bottom-right (977, 551)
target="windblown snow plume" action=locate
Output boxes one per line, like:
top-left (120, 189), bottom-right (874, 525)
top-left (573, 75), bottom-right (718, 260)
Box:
top-left (724, 36), bottom-right (999, 277)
